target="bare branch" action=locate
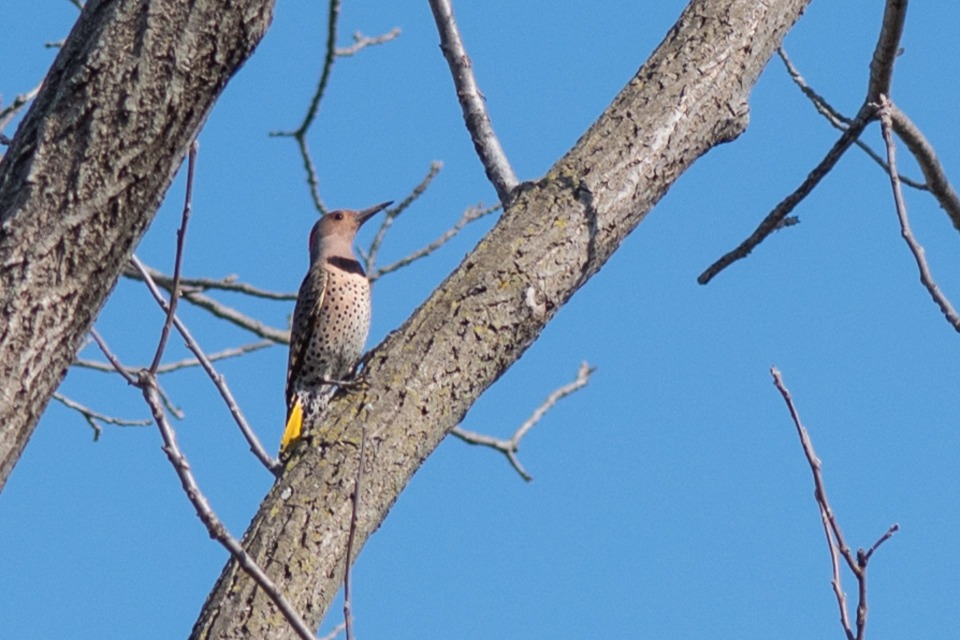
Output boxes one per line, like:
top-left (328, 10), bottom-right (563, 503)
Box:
top-left (867, 0), bottom-right (908, 101)
top-left (89, 329), bottom-right (138, 385)
top-left (887, 102), bottom-right (960, 231)
top-left (139, 373), bottom-right (314, 640)
top-left (370, 203), bottom-right (498, 282)
top-left (698, 107), bottom-right (874, 284)
top-left (0, 83), bottom-right (43, 140)
top-left (342, 428), bottom-right (366, 640)
top-left (450, 362), bottom-right (594, 481)
top-left (701, 0), bottom-right (911, 285)
top-left (319, 623), bottom-right (346, 640)
top-left (362, 162), bottom-right (443, 274)
top-left (76, 340), bottom-right (274, 375)
top-left (52, 392), bottom-right (151, 440)
top-left (267, 0), bottom-right (342, 213)
top-left (150, 141), bottom-right (197, 374)
top-left (124, 263), bottom-right (291, 343)
top-left (121, 266), bottom-right (295, 300)
top-left (777, 48), bottom-right (926, 190)
top-left (130, 256), bottom-right (281, 473)
top-left (771, 367), bottom-right (898, 640)
top-left (337, 28), bottom-right (401, 57)
top-left (428, 0), bottom-right (518, 204)
top-left (877, 96), bottom-right (960, 332)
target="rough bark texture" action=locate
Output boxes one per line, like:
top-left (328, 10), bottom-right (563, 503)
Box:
top-left (0, 0), bottom-right (274, 491)
top-left (191, 0), bottom-right (811, 637)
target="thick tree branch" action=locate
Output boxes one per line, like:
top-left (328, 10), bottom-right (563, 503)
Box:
top-left (0, 0), bottom-right (275, 492)
top-left (191, 2), bottom-right (810, 637)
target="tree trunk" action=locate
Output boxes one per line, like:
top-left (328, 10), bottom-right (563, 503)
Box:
top-left (0, 0), bottom-right (274, 491)
top-left (190, 0), bottom-right (811, 637)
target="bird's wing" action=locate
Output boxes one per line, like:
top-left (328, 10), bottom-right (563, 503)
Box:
top-left (285, 266), bottom-right (326, 414)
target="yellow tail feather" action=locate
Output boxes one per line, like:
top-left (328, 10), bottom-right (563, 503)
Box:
top-left (280, 400), bottom-right (304, 453)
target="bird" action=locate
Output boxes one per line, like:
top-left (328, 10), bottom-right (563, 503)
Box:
top-left (281, 201), bottom-right (392, 455)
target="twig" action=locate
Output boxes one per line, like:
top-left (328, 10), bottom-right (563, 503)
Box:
top-left (0, 83), bottom-right (42, 136)
top-left (150, 140), bottom-right (197, 374)
top-left (319, 623), bottom-right (346, 640)
top-left (428, 0), bottom-right (518, 204)
top-left (270, 0), bottom-right (342, 213)
top-left (777, 48), bottom-right (925, 190)
top-left (877, 96), bottom-right (960, 332)
top-left (89, 329), bottom-right (137, 385)
top-left (342, 427), bottom-right (367, 640)
top-left (130, 255), bottom-right (281, 473)
top-left (76, 340), bottom-right (274, 375)
top-left (121, 265), bottom-right (296, 300)
top-left (867, 0), bottom-right (908, 101)
top-left (337, 28), bottom-right (401, 57)
top-left (450, 362), bottom-right (594, 481)
top-left (52, 392), bottom-right (151, 440)
top-left (697, 106), bottom-right (874, 285)
top-left (886, 102), bottom-right (960, 231)
top-left (139, 373), bottom-right (315, 640)
top-left (123, 264), bottom-right (291, 343)
top-left (699, 0), bottom-right (910, 284)
top-left (370, 203), bottom-right (498, 282)
top-left (361, 162), bottom-right (443, 274)
top-left (771, 367), bottom-right (898, 640)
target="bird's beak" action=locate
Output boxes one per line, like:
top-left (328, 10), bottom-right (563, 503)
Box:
top-left (356, 201), bottom-right (393, 226)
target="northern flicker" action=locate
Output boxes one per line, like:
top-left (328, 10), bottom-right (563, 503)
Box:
top-left (281, 202), bottom-right (391, 454)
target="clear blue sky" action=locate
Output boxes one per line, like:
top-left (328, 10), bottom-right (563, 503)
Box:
top-left (2, 2), bottom-right (959, 638)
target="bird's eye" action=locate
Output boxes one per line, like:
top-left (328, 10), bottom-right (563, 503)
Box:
top-left (333, 212), bottom-right (344, 220)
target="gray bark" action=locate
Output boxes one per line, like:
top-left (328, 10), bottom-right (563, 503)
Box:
top-left (0, 0), bottom-right (274, 491)
top-left (191, 0), bottom-right (811, 637)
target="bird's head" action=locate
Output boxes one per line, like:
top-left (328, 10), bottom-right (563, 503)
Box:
top-left (308, 201), bottom-right (392, 263)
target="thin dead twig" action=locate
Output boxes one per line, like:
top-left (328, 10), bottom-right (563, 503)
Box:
top-left (149, 140), bottom-right (197, 374)
top-left (886, 102), bottom-right (960, 231)
top-left (52, 392), bottom-right (151, 440)
top-left (450, 362), bottom-right (594, 481)
top-left (777, 48), bottom-right (925, 190)
top-left (342, 427), bottom-right (367, 640)
top-left (0, 83), bottom-right (42, 139)
top-left (428, 0), bottom-right (518, 204)
top-left (877, 96), bottom-right (960, 332)
top-left (699, 0), bottom-right (910, 284)
top-left (770, 367), bottom-right (898, 640)
top-left (131, 256), bottom-right (281, 473)
top-left (122, 265), bottom-right (295, 300)
top-left (361, 161), bottom-right (443, 274)
top-left (76, 340), bottom-right (274, 375)
top-left (124, 264), bottom-right (291, 344)
top-left (139, 373), bottom-right (314, 640)
top-left (370, 203), bottom-right (498, 282)
top-left (337, 28), bottom-right (401, 57)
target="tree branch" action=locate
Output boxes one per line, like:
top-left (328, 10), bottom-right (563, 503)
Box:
top-left (0, 0), bottom-right (275, 493)
top-left (450, 362), bottom-right (594, 481)
top-left (698, 0), bottom-right (910, 284)
top-left (771, 367), bottom-right (898, 640)
top-left (776, 47), bottom-right (926, 190)
top-left (877, 96), bottom-right (960, 332)
top-left (428, 0), bottom-right (518, 204)
top-left (130, 255), bottom-right (281, 474)
top-left (191, 3), bottom-right (812, 635)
